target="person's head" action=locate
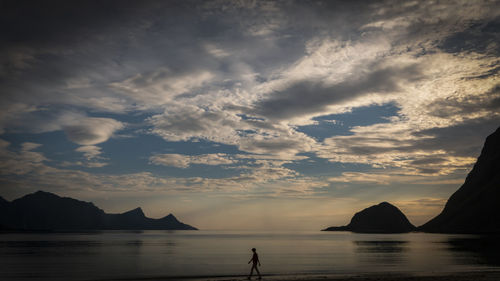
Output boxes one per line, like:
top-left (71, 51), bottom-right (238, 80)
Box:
top-left (252, 248), bottom-right (256, 252)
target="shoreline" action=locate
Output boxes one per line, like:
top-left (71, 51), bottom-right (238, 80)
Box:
top-left (100, 270), bottom-right (500, 281)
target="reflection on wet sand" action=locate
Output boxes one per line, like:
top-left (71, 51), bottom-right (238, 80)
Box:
top-left (353, 240), bottom-right (410, 266)
top-left (446, 235), bottom-right (500, 266)
top-left (354, 241), bottom-right (409, 253)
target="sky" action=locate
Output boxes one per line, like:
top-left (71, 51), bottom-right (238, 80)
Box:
top-left (0, 0), bottom-right (499, 230)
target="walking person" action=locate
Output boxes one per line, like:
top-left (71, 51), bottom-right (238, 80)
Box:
top-left (247, 247), bottom-right (262, 280)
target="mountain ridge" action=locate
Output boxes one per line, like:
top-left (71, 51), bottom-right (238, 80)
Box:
top-left (0, 191), bottom-right (197, 231)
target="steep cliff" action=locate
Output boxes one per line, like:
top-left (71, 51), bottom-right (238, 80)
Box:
top-left (420, 127), bottom-right (500, 233)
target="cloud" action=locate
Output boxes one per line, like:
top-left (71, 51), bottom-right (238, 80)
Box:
top-left (148, 102), bottom-right (317, 157)
top-left (150, 153), bottom-right (236, 168)
top-left (252, 62), bottom-right (424, 121)
top-left (328, 171), bottom-right (466, 186)
top-left (21, 142), bottom-right (42, 151)
top-left (203, 43), bottom-right (231, 58)
top-left (75, 145), bottom-right (102, 160)
top-left (318, 121), bottom-right (480, 176)
top-left (148, 104), bottom-right (241, 143)
top-left (425, 85), bottom-right (500, 119)
top-left (0, 0), bottom-right (499, 214)
top-left (0, 140), bottom-right (48, 176)
top-left (238, 133), bottom-right (315, 157)
top-left (0, 139), bottom-right (324, 199)
top-left (411, 117), bottom-right (500, 157)
top-left (110, 68), bottom-right (214, 108)
top-left (439, 17), bottom-right (500, 55)
top-left (63, 117), bottom-right (124, 145)
top-left (0, 103), bottom-right (39, 134)
top-left (0, 110), bottom-right (125, 149)
top-left (317, 113), bottom-right (500, 177)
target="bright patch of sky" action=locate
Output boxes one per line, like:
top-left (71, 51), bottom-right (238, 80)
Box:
top-left (1, 0), bottom-right (499, 230)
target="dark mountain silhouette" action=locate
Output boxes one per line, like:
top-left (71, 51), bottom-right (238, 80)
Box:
top-left (323, 202), bottom-right (416, 233)
top-left (103, 207), bottom-right (194, 230)
top-left (0, 196), bottom-right (7, 206)
top-left (419, 126), bottom-right (500, 233)
top-left (0, 196), bottom-right (9, 229)
top-left (0, 191), bottom-right (197, 231)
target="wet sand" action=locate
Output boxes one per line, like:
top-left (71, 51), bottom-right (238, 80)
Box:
top-left (262, 271), bottom-right (500, 281)
top-left (106, 270), bottom-right (500, 281)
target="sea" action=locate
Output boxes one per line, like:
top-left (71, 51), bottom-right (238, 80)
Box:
top-left (1, 230), bottom-right (500, 280)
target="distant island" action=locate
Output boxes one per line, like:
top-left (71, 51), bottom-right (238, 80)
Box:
top-left (323, 202), bottom-right (416, 233)
top-left (324, 126), bottom-right (500, 234)
top-left (0, 191), bottom-right (197, 231)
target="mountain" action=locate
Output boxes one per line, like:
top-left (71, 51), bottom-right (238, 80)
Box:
top-left (419, 126), bottom-right (500, 233)
top-left (0, 191), bottom-right (197, 231)
top-left (5, 191), bottom-right (106, 230)
top-left (103, 208), bottom-right (196, 230)
top-left (0, 196), bottom-right (7, 206)
top-left (323, 202), bottom-right (416, 233)
top-left (0, 196), bottom-right (9, 229)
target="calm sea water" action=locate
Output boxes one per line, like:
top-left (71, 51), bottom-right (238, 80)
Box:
top-left (1, 231), bottom-right (500, 280)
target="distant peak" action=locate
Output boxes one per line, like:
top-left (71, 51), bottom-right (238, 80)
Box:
top-left (123, 207), bottom-right (145, 217)
top-left (25, 190), bottom-right (60, 199)
top-left (378, 202), bottom-right (393, 207)
top-left (161, 213), bottom-right (179, 221)
top-left (34, 190), bottom-right (57, 196)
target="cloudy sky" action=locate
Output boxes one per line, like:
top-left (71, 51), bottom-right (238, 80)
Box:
top-left (1, 0), bottom-right (499, 230)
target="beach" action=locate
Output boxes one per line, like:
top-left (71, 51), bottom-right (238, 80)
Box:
top-left (3, 231), bottom-right (500, 281)
top-left (103, 271), bottom-right (500, 281)
top-left (270, 271), bottom-right (500, 281)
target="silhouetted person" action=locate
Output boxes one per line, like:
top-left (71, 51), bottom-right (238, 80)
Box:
top-left (247, 247), bottom-right (261, 280)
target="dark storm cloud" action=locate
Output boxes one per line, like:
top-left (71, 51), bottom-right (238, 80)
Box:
top-left (252, 63), bottom-right (424, 120)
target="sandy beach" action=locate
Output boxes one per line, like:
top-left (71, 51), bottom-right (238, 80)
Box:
top-left (266, 271), bottom-right (500, 281)
top-left (103, 271), bottom-right (500, 281)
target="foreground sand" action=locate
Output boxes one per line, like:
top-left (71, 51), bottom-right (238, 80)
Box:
top-left (107, 271), bottom-right (500, 281)
top-left (259, 271), bottom-right (500, 281)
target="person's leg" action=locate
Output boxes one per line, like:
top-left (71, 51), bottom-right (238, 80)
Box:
top-left (248, 265), bottom-right (254, 279)
top-left (255, 266), bottom-right (261, 279)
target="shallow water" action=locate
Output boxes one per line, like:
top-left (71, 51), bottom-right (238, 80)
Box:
top-left (1, 231), bottom-right (500, 280)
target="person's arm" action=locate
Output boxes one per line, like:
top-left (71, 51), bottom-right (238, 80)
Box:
top-left (248, 257), bottom-right (252, 264)
top-left (257, 255), bottom-right (261, 266)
